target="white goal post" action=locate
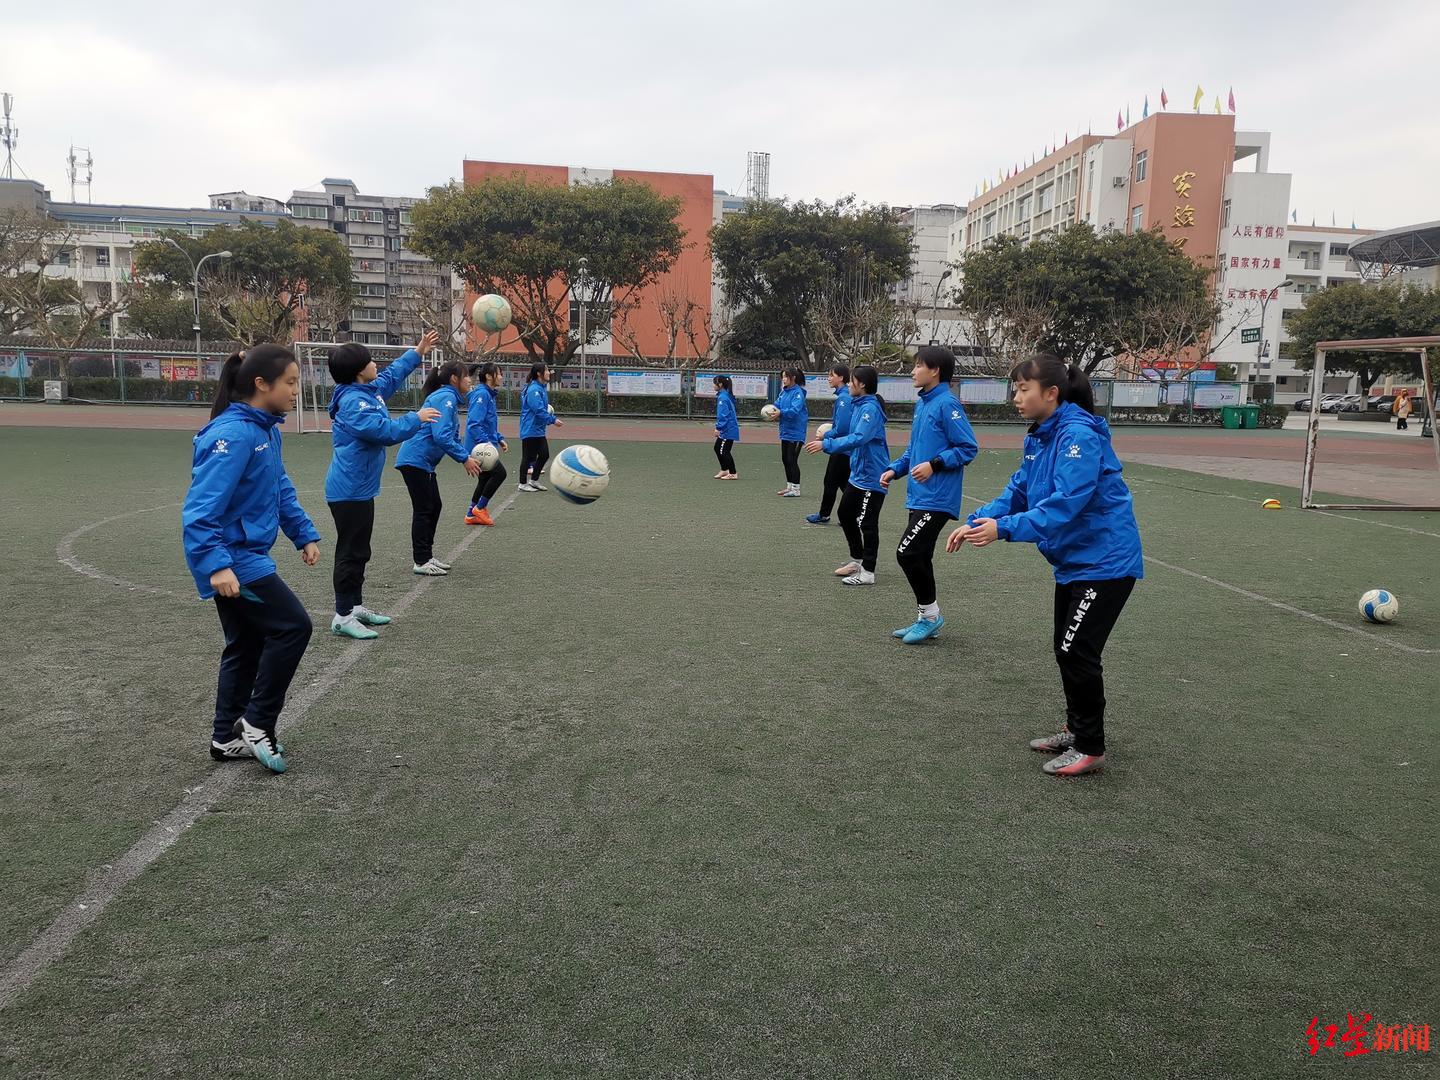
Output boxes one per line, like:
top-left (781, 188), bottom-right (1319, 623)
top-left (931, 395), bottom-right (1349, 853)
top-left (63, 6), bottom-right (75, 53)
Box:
top-left (292, 341), bottom-right (443, 435)
top-left (1300, 335), bottom-right (1440, 511)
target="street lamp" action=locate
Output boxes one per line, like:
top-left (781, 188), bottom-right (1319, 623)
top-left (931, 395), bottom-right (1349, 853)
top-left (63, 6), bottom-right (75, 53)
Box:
top-left (575, 257), bottom-right (589, 376)
top-left (929, 268), bottom-right (954, 345)
top-left (1255, 277), bottom-right (1294, 375)
top-left (166, 238), bottom-right (232, 362)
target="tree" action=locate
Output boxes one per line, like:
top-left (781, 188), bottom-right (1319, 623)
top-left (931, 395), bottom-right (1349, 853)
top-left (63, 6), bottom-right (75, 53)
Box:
top-left (0, 209), bottom-right (131, 353)
top-left (408, 175), bottom-right (686, 364)
top-left (132, 219), bottom-right (352, 345)
top-left (1287, 282), bottom-right (1440, 394)
top-left (1110, 290), bottom-right (1250, 383)
top-left (955, 224), bottom-right (1215, 373)
top-left (611, 280), bottom-right (722, 367)
top-left (710, 197), bottom-right (911, 364)
top-left (123, 283), bottom-right (228, 340)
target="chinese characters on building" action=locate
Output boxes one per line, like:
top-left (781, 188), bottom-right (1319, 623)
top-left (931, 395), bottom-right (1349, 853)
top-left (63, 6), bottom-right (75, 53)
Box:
top-left (1232, 225), bottom-right (1287, 239)
top-left (1170, 170), bottom-right (1197, 247)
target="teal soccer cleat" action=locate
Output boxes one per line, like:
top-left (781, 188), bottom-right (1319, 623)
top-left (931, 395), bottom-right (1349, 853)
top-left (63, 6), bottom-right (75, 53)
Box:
top-left (901, 616), bottom-right (944, 644)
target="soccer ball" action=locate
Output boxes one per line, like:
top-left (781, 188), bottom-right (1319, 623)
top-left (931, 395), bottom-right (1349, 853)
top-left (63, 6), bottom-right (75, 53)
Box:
top-left (761, 404), bottom-right (780, 421)
top-left (815, 422), bottom-right (833, 439)
top-left (469, 442), bottom-right (500, 472)
top-left (1359, 589), bottom-right (1398, 623)
top-left (547, 404), bottom-right (555, 415)
top-left (550, 444), bottom-right (610, 505)
top-left (471, 294), bottom-right (512, 333)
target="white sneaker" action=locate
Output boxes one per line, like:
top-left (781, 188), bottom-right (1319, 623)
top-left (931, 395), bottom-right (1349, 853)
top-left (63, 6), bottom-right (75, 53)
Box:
top-left (517, 482), bottom-right (535, 492)
top-left (330, 613), bottom-right (379, 639)
top-left (412, 559), bottom-right (448, 576)
top-left (350, 605), bottom-right (391, 626)
top-left (842, 570), bottom-right (876, 586)
top-left (530, 481), bottom-right (548, 492)
top-left (431, 558), bottom-right (452, 570)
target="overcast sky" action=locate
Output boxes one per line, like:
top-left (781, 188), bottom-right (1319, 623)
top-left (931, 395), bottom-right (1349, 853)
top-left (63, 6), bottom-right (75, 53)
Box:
top-left (2, 0), bottom-right (1435, 231)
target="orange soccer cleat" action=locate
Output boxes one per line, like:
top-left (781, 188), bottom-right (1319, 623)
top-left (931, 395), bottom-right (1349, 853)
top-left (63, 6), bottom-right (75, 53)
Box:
top-left (475, 507), bottom-right (495, 527)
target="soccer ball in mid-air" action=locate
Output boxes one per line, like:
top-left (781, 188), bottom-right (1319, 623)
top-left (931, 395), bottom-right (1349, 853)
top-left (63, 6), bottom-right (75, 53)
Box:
top-left (471, 294), bottom-right (512, 333)
top-left (1359, 589), bottom-right (1398, 623)
top-left (469, 442), bottom-right (500, 472)
top-left (760, 404), bottom-right (780, 421)
top-left (550, 445), bottom-right (610, 505)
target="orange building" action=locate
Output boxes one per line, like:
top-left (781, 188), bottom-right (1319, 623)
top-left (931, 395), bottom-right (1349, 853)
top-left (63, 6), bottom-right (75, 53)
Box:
top-left (962, 113), bottom-right (1249, 272)
top-left (460, 160), bottom-right (714, 361)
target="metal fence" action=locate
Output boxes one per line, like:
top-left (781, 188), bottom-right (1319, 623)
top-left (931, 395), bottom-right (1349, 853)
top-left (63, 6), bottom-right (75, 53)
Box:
top-left (0, 344), bottom-right (1280, 427)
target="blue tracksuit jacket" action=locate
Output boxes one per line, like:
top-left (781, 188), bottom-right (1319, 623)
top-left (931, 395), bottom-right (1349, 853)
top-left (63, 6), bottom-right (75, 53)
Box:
top-left (519, 381), bottom-right (557, 439)
top-left (323, 347), bottom-right (425, 502)
top-left (714, 389), bottom-right (740, 441)
top-left (968, 401), bottom-right (1145, 584)
top-left (395, 385), bottom-right (468, 472)
top-left (465, 384), bottom-right (506, 452)
top-left (776, 384), bottom-right (808, 442)
top-left (823, 394), bottom-right (889, 492)
top-left (888, 383), bottom-right (979, 515)
top-left (182, 402), bottom-right (321, 599)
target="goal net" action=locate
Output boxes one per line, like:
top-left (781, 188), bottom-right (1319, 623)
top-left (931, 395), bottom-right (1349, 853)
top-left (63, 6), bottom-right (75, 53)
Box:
top-left (1300, 335), bottom-right (1440, 511)
top-left (292, 341), bottom-right (443, 435)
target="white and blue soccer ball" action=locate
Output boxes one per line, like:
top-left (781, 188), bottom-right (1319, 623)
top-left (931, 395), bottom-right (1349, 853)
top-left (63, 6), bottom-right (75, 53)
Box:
top-left (469, 441), bottom-right (500, 472)
top-left (1359, 589), bottom-right (1399, 623)
top-left (550, 444), bottom-right (610, 504)
top-left (471, 293), bottom-right (513, 333)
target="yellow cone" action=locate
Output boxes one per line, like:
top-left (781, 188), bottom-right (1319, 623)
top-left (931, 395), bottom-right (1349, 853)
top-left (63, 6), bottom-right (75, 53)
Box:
top-left (1261, 498), bottom-right (1282, 510)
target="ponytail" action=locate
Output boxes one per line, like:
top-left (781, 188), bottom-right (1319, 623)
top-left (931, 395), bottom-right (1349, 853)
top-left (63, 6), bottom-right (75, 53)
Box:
top-left (1009, 352), bottom-right (1096, 415)
top-left (713, 375), bottom-right (734, 400)
top-left (851, 364), bottom-right (886, 420)
top-left (420, 361), bottom-right (466, 397)
top-left (211, 344), bottom-right (297, 418)
top-left (526, 362), bottom-right (548, 384)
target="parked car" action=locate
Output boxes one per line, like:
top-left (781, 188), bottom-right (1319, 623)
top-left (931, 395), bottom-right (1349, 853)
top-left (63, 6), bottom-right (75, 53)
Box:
top-left (1293, 396), bottom-right (1312, 411)
top-left (1320, 394), bottom-right (1364, 413)
top-left (1369, 394), bottom-right (1396, 413)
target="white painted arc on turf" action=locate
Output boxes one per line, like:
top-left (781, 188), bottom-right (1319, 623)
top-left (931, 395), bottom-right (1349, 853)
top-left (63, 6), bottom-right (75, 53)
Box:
top-left (957, 493), bottom-right (1438, 654)
top-left (1126, 475), bottom-right (1440, 540)
top-left (1143, 556), bottom-right (1439, 655)
top-left (0, 489), bottom-right (520, 1013)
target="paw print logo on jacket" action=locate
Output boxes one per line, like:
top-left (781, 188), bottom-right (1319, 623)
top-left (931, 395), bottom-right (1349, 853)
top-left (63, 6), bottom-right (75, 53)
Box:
top-left (212, 439), bottom-right (229, 455)
top-left (1065, 443), bottom-right (1082, 459)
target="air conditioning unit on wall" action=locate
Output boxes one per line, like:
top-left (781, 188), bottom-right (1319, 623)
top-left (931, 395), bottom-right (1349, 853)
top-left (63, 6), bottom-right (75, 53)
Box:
top-left (1112, 177), bottom-right (1127, 188)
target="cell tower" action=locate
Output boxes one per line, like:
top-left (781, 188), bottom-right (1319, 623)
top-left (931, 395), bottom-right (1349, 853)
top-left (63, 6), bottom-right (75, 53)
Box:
top-left (1, 94), bottom-right (18, 180)
top-left (67, 144), bottom-right (93, 203)
top-left (745, 151), bottom-right (771, 202)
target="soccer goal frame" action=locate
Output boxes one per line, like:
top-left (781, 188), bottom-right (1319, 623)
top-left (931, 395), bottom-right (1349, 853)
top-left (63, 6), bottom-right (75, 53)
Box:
top-left (1300, 335), bottom-right (1440, 511)
top-left (292, 341), bottom-right (443, 435)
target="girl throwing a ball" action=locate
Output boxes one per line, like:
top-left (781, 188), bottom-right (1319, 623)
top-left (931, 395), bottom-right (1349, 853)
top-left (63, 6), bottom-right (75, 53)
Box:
top-left (946, 354), bottom-right (1142, 777)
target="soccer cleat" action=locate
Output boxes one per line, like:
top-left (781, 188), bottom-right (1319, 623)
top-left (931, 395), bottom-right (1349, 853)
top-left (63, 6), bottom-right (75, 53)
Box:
top-left (530, 481), bottom-right (548, 492)
top-left (781, 488), bottom-right (801, 498)
top-left (351, 605), bottom-right (391, 626)
top-left (239, 719), bottom-right (287, 774)
top-left (1042, 747), bottom-right (1106, 776)
top-left (330, 613), bottom-right (379, 640)
top-left (892, 621), bottom-right (920, 639)
top-left (804, 514), bottom-right (830, 525)
top-left (720, 473), bottom-right (738, 480)
top-left (834, 562), bottom-right (860, 577)
top-left (413, 559), bottom-right (448, 576)
top-left (517, 482), bottom-right (536, 492)
top-left (431, 558), bottom-right (452, 571)
top-left (714, 471), bottom-right (726, 479)
top-left (209, 737), bottom-right (252, 762)
top-left (842, 570), bottom-right (875, 586)
top-left (901, 616), bottom-right (944, 644)
top-left (465, 508), bottom-right (484, 525)
top-left (474, 507), bottom-right (495, 527)
top-left (1029, 729), bottom-right (1075, 753)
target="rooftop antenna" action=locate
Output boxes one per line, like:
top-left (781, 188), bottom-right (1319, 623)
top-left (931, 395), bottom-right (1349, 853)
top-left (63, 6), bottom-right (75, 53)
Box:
top-left (745, 151), bottom-right (770, 201)
top-left (1, 94), bottom-right (18, 179)
top-left (67, 144), bottom-right (93, 202)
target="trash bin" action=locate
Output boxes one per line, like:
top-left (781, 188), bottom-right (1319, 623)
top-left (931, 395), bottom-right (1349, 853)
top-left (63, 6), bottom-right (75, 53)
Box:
top-left (1221, 405), bottom-right (1242, 429)
top-left (1240, 404), bottom-right (1261, 429)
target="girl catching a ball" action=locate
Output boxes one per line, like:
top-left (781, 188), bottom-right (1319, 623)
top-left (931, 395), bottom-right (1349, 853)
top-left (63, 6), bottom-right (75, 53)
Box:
top-left (323, 331), bottom-right (441, 640)
top-left (946, 354), bottom-right (1142, 778)
top-left (519, 362), bottom-right (563, 492)
top-left (806, 364), bottom-right (888, 585)
top-left (805, 363), bottom-right (853, 524)
top-left (182, 345), bottom-right (320, 774)
top-left (880, 346), bottom-right (978, 644)
top-left (713, 375), bottom-right (740, 479)
top-left (775, 367), bottom-right (808, 497)
top-left (395, 362), bottom-right (482, 576)
top-left (465, 361), bottom-right (509, 526)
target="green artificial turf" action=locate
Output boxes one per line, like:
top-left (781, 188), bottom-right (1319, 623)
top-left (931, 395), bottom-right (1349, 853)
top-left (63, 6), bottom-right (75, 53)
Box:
top-left (0, 426), bottom-right (1435, 1079)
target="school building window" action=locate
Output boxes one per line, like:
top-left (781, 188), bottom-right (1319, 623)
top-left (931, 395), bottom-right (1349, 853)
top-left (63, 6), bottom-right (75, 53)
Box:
top-left (1134, 151), bottom-right (1148, 183)
top-left (1130, 206), bottom-right (1144, 232)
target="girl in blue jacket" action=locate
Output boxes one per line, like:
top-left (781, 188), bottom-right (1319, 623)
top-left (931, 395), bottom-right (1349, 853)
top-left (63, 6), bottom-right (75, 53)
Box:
top-left (879, 346), bottom-right (979, 644)
top-left (324, 331), bottom-right (441, 640)
top-left (805, 363), bottom-right (853, 523)
top-left (181, 345), bottom-right (320, 774)
top-left (518, 362), bottom-right (563, 491)
top-left (464, 361), bottom-right (509, 526)
top-left (948, 354), bottom-right (1143, 778)
top-left (395, 362), bottom-right (482, 576)
top-left (806, 364), bottom-right (888, 585)
top-left (774, 368), bottom-right (808, 497)
top-left (712, 375), bottom-right (740, 479)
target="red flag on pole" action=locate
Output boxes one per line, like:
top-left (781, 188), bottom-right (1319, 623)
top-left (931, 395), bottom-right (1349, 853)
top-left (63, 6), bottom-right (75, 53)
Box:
top-left (1160, 87), bottom-right (1169, 109)
top-left (1116, 110), bottom-right (1123, 131)
top-left (1227, 87), bottom-right (1236, 112)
